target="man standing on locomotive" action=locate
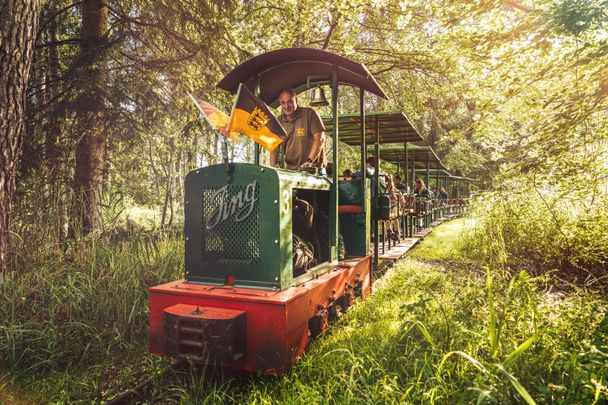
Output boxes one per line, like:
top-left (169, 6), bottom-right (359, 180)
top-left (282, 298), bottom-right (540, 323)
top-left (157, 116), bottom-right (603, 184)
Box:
top-left (270, 89), bottom-right (326, 172)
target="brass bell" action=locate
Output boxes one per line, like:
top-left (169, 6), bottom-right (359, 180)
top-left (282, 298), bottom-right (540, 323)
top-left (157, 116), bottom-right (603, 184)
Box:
top-left (309, 86), bottom-right (329, 107)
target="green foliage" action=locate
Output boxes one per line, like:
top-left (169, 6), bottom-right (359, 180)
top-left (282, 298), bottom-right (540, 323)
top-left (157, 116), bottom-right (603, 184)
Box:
top-left (20, 0), bottom-right (608, 239)
top-left (465, 182), bottom-right (608, 284)
top-left (551, 0), bottom-right (607, 36)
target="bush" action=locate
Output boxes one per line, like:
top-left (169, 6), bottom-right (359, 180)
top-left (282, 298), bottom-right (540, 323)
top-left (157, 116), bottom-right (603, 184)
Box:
top-left (464, 185), bottom-right (608, 286)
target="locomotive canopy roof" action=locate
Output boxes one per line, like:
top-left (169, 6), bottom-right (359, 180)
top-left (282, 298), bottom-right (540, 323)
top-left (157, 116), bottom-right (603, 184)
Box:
top-left (374, 145), bottom-right (448, 170)
top-left (322, 112), bottom-right (425, 145)
top-left (217, 48), bottom-right (388, 106)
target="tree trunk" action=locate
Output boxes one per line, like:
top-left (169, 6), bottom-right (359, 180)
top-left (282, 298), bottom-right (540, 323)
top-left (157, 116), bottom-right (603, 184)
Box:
top-left (45, 0), bottom-right (69, 240)
top-left (45, 0), bottom-right (63, 178)
top-left (0, 0), bottom-right (42, 275)
top-left (73, 0), bottom-right (108, 236)
top-left (185, 121), bottom-right (197, 172)
top-left (161, 137), bottom-right (175, 227)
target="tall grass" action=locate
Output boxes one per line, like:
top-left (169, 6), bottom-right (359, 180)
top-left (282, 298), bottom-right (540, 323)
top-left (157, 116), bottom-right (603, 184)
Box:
top-left (0, 231), bottom-right (183, 377)
top-left (3, 197), bottom-right (607, 403)
top-left (152, 219), bottom-right (608, 404)
top-left (464, 188), bottom-right (608, 286)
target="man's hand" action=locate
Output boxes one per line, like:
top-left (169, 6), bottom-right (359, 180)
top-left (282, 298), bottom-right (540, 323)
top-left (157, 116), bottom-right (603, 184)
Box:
top-left (300, 159), bottom-right (313, 168)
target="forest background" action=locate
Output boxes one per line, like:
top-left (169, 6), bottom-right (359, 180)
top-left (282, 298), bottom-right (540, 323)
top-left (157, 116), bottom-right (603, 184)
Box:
top-left (0, 0), bottom-right (607, 403)
top-left (1, 0), bottom-right (606, 272)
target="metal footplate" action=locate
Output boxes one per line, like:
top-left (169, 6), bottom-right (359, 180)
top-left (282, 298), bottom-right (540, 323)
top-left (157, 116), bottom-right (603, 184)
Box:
top-left (163, 304), bottom-right (246, 363)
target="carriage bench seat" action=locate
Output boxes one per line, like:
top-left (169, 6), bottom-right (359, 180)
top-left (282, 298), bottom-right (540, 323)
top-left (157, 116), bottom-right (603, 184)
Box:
top-left (339, 205), bottom-right (363, 214)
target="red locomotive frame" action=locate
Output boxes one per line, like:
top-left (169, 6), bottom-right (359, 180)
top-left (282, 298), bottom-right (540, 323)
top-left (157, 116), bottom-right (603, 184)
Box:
top-left (150, 257), bottom-right (371, 374)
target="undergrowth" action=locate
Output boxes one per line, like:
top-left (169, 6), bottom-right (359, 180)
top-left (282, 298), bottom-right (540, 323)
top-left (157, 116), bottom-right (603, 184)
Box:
top-left (464, 189), bottom-right (608, 287)
top-left (150, 219), bottom-right (608, 404)
top-left (2, 211), bottom-right (607, 403)
top-left (0, 231), bottom-right (182, 402)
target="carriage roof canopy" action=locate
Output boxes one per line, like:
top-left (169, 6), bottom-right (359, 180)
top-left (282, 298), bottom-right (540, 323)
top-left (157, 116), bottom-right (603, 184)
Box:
top-left (448, 175), bottom-right (474, 181)
top-left (415, 168), bottom-right (452, 176)
top-left (217, 48), bottom-right (388, 106)
top-left (377, 145), bottom-right (448, 170)
top-left (323, 112), bottom-right (425, 145)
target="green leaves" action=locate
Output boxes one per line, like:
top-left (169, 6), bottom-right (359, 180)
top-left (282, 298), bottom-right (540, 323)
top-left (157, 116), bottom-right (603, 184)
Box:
top-left (502, 331), bottom-right (542, 370)
top-left (496, 364), bottom-right (538, 405)
top-left (550, 0), bottom-right (608, 36)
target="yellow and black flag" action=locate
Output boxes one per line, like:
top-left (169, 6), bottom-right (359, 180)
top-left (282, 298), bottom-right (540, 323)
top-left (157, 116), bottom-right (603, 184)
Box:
top-left (227, 84), bottom-right (286, 152)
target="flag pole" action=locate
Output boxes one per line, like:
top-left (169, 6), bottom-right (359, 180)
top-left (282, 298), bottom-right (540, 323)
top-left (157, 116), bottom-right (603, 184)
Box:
top-left (221, 134), bottom-right (229, 167)
top-left (254, 75), bottom-right (261, 166)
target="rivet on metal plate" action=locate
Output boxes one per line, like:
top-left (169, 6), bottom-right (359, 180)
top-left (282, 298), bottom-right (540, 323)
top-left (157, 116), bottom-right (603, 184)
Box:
top-left (274, 240), bottom-right (278, 244)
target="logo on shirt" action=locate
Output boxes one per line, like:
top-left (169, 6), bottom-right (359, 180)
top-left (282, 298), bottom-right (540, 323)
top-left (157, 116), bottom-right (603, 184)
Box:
top-left (247, 107), bottom-right (269, 131)
top-left (296, 127), bottom-right (305, 137)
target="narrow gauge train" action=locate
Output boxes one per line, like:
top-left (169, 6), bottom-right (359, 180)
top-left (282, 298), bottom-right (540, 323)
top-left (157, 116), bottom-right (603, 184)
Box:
top-left (149, 48), bottom-right (444, 374)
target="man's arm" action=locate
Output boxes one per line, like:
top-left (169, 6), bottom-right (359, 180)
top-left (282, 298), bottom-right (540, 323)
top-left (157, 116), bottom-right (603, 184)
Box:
top-left (307, 131), bottom-right (325, 162)
top-left (305, 108), bottom-right (326, 165)
top-left (270, 148), bottom-right (278, 166)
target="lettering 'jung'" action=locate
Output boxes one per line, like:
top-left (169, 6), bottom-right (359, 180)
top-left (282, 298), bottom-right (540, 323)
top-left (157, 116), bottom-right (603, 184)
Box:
top-left (206, 181), bottom-right (258, 230)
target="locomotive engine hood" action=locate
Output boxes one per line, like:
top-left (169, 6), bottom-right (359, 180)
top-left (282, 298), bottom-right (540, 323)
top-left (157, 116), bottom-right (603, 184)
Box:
top-left (184, 163), bottom-right (331, 291)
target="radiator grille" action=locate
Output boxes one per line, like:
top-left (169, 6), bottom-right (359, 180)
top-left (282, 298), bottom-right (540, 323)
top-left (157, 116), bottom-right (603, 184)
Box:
top-left (200, 184), bottom-right (260, 266)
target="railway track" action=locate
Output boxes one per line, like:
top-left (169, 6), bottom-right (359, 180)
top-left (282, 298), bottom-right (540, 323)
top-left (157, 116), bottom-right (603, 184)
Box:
top-left (104, 364), bottom-right (180, 404)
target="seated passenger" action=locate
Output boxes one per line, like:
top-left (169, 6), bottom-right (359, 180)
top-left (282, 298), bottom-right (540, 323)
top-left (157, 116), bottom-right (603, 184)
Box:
top-left (342, 168), bottom-right (353, 180)
top-left (386, 174), bottom-right (404, 201)
top-left (394, 175), bottom-right (408, 192)
top-left (439, 186), bottom-right (449, 203)
top-left (353, 156), bottom-right (386, 193)
top-left (388, 174), bottom-right (407, 211)
top-left (414, 179), bottom-right (434, 199)
top-left (385, 174), bottom-right (402, 240)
